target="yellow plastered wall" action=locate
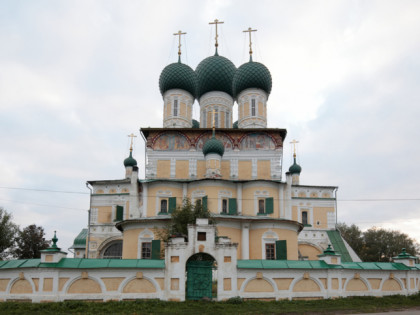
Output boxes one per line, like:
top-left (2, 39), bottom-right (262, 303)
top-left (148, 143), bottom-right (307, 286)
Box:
top-left (125, 201), bottom-right (130, 219)
top-left (0, 279), bottom-right (10, 292)
top-left (123, 279), bottom-right (156, 293)
top-left (197, 160), bottom-right (206, 178)
top-left (244, 102), bottom-right (249, 116)
top-left (244, 278), bottom-right (274, 292)
top-left (313, 207), bottom-right (335, 229)
top-left (298, 244), bottom-right (322, 260)
top-left (180, 102), bottom-right (186, 117)
top-left (221, 161), bottom-right (230, 178)
top-left (292, 206), bottom-right (298, 221)
top-left (187, 105), bottom-right (192, 119)
top-left (238, 161), bottom-right (252, 180)
top-left (345, 279), bottom-right (368, 291)
top-left (156, 160), bottom-right (170, 179)
top-left (10, 279), bottom-right (33, 294)
top-left (68, 278), bottom-right (102, 294)
top-left (368, 278), bottom-right (382, 290)
top-left (122, 228), bottom-right (143, 259)
top-left (257, 160), bottom-right (271, 179)
top-left (249, 228), bottom-right (298, 260)
top-left (102, 277), bottom-right (125, 291)
top-left (166, 102), bottom-right (171, 118)
top-left (217, 226), bottom-right (242, 259)
top-left (97, 206), bottom-right (112, 224)
top-left (207, 111), bottom-right (212, 128)
top-left (293, 279), bottom-right (321, 292)
top-left (382, 279), bottom-right (402, 291)
top-left (43, 278), bottom-right (53, 292)
top-left (176, 160), bottom-right (189, 179)
top-left (241, 186), bottom-right (278, 217)
top-left (147, 185), bottom-right (183, 217)
top-left (220, 111), bottom-right (225, 128)
top-left (192, 186), bottom-right (235, 214)
top-left (258, 102), bottom-right (263, 116)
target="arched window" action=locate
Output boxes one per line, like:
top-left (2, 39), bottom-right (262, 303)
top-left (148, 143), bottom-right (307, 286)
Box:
top-left (102, 241), bottom-right (123, 259)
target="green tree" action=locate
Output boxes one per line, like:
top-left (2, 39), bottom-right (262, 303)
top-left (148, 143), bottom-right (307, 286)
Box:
top-left (0, 207), bottom-right (18, 260)
top-left (361, 227), bottom-right (419, 262)
top-left (13, 224), bottom-right (50, 259)
top-left (337, 222), bottom-right (364, 255)
top-left (158, 198), bottom-right (214, 242)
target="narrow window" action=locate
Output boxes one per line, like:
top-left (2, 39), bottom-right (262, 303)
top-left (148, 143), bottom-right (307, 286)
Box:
top-left (265, 243), bottom-right (275, 260)
top-left (222, 199), bottom-right (227, 213)
top-left (251, 99), bottom-right (256, 116)
top-left (258, 199), bottom-right (265, 214)
top-left (141, 242), bottom-right (152, 259)
top-left (225, 111), bottom-right (229, 128)
top-left (302, 211), bottom-right (308, 225)
top-left (173, 99), bottom-right (178, 116)
top-left (90, 208), bottom-right (98, 223)
top-left (197, 232), bottom-right (206, 241)
top-left (202, 110), bottom-right (206, 127)
top-left (214, 109), bottom-right (219, 127)
top-left (160, 199), bottom-right (168, 213)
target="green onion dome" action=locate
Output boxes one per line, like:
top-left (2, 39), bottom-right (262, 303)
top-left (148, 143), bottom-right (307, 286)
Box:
top-left (232, 60), bottom-right (272, 99)
top-left (124, 151), bottom-right (137, 167)
top-left (203, 135), bottom-right (225, 157)
top-left (289, 156), bottom-right (302, 175)
top-left (232, 121), bottom-right (238, 129)
top-left (192, 119), bottom-right (200, 128)
top-left (159, 60), bottom-right (197, 98)
top-left (196, 54), bottom-right (236, 99)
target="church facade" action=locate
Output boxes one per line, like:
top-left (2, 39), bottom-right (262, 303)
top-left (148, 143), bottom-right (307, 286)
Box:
top-left (0, 24), bottom-right (419, 302)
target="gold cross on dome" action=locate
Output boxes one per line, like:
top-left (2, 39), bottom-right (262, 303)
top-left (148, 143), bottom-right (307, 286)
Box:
top-left (173, 30), bottom-right (187, 57)
top-left (243, 27), bottom-right (257, 57)
top-left (128, 133), bottom-right (137, 151)
top-left (290, 139), bottom-right (299, 156)
top-left (209, 19), bottom-right (224, 48)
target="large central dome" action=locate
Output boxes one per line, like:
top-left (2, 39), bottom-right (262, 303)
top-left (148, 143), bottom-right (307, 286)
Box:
top-left (195, 54), bottom-right (236, 99)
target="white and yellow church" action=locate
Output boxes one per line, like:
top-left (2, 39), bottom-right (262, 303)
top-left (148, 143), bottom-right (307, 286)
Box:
top-left (0, 22), bottom-right (419, 302)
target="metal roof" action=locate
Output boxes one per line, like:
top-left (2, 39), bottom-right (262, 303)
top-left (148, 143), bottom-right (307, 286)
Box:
top-left (0, 258), bottom-right (165, 269)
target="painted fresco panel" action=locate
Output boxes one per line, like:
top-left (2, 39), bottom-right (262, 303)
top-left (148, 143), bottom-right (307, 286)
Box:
top-left (153, 133), bottom-right (190, 151)
top-left (197, 134), bottom-right (233, 151)
top-left (240, 133), bottom-right (275, 150)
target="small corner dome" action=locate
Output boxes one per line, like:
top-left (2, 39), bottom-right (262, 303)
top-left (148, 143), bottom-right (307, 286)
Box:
top-left (203, 136), bottom-right (225, 157)
top-left (196, 55), bottom-right (236, 99)
top-left (232, 60), bottom-right (272, 99)
top-left (192, 119), bottom-right (200, 128)
top-left (124, 152), bottom-right (137, 167)
top-left (289, 160), bottom-right (302, 175)
top-left (159, 62), bottom-right (197, 98)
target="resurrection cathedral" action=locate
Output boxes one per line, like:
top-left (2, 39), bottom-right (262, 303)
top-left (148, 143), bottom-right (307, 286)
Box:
top-left (1, 23), bottom-right (419, 302)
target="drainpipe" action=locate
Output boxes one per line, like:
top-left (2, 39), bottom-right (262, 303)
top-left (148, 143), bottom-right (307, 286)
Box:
top-left (86, 182), bottom-right (92, 259)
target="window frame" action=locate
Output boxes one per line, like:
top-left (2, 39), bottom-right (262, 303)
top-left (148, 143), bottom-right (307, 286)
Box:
top-left (251, 99), bottom-right (256, 116)
top-left (222, 199), bottom-right (228, 214)
top-left (258, 199), bottom-right (265, 214)
top-left (265, 243), bottom-right (275, 260)
top-left (141, 242), bottom-right (152, 259)
top-left (173, 99), bottom-right (178, 116)
top-left (160, 199), bottom-right (168, 214)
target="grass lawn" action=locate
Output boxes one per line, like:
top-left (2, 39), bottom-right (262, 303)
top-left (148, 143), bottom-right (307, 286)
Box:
top-left (1, 294), bottom-right (420, 314)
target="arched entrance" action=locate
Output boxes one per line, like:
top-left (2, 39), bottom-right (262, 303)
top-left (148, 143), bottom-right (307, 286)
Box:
top-left (186, 253), bottom-right (216, 300)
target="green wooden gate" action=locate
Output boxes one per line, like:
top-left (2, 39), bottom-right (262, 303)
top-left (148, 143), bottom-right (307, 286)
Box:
top-left (186, 260), bottom-right (213, 300)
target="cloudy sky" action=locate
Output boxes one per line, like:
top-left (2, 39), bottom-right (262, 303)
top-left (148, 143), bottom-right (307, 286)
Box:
top-left (1, 0), bottom-right (420, 253)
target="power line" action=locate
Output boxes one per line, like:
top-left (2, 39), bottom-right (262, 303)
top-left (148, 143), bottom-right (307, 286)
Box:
top-left (0, 186), bottom-right (89, 195)
top-left (0, 198), bottom-right (86, 211)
